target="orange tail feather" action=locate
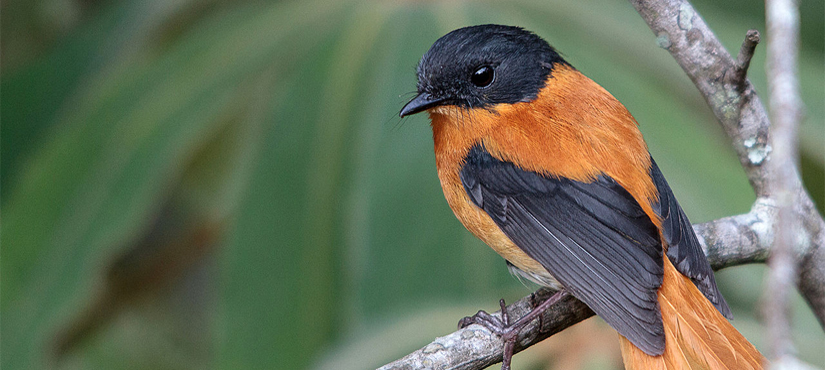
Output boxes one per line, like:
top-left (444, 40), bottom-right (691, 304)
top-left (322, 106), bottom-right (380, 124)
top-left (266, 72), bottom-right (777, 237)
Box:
top-left (619, 258), bottom-right (765, 369)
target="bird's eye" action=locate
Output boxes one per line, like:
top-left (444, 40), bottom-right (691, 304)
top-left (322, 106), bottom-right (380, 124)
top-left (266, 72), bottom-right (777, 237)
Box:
top-left (471, 66), bottom-right (495, 87)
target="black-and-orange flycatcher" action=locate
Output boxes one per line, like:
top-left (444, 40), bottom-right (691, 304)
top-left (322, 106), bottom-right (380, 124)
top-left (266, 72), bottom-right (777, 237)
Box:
top-left (400, 25), bottom-right (765, 370)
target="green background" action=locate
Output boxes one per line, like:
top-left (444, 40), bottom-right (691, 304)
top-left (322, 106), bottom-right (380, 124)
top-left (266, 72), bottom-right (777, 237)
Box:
top-left (2, 0), bottom-right (823, 369)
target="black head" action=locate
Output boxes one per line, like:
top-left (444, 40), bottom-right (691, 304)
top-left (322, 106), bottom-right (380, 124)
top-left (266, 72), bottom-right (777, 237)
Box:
top-left (400, 25), bottom-right (568, 117)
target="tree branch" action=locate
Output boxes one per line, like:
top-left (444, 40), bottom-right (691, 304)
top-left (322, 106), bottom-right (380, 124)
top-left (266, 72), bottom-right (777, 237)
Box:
top-left (382, 0), bottom-right (825, 368)
top-left (630, 0), bottom-right (824, 329)
top-left (628, 0), bottom-right (772, 195)
top-left (379, 211), bottom-right (770, 370)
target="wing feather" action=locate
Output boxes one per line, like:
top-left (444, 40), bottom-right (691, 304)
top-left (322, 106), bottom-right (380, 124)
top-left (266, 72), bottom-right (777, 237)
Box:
top-left (649, 159), bottom-right (732, 318)
top-left (460, 144), bottom-right (666, 355)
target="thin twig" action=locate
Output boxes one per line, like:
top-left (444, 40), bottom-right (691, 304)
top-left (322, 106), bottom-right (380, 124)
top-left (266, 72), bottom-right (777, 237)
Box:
top-left (763, 0), bottom-right (802, 362)
top-left (731, 29), bottom-right (761, 89)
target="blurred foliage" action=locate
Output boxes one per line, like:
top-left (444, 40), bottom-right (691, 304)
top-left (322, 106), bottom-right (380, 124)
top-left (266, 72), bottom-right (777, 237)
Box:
top-left (1, 0), bottom-right (823, 369)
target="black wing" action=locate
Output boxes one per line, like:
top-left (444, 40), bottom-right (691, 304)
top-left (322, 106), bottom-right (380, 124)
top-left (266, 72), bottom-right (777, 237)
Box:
top-left (460, 145), bottom-right (666, 355)
top-left (650, 159), bottom-right (732, 318)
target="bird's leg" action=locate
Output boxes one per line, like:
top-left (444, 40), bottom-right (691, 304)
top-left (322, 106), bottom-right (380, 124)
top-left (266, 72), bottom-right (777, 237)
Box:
top-left (458, 289), bottom-right (569, 370)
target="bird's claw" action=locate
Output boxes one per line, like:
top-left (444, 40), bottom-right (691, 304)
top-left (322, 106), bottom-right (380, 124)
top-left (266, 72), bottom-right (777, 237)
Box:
top-left (457, 299), bottom-right (520, 370)
top-left (456, 291), bottom-right (569, 370)
top-left (458, 309), bottom-right (506, 334)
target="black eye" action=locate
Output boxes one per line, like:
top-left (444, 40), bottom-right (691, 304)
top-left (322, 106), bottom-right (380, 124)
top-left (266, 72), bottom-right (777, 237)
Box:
top-left (471, 66), bottom-right (494, 87)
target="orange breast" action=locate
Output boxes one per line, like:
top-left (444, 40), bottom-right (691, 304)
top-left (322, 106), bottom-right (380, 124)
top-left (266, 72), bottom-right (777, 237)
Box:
top-left (429, 65), bottom-right (659, 281)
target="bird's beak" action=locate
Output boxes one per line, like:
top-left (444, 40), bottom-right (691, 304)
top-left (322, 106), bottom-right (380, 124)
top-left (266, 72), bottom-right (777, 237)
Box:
top-left (399, 93), bottom-right (450, 117)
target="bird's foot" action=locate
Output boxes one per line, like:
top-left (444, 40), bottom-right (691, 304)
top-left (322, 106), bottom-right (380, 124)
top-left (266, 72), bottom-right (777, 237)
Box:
top-left (457, 290), bottom-right (569, 370)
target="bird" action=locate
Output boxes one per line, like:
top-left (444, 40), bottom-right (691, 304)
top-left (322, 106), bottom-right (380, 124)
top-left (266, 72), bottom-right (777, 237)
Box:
top-left (399, 24), bottom-right (765, 370)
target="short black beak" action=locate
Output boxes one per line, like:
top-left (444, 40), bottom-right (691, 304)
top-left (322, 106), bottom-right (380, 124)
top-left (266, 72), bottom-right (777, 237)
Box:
top-left (399, 93), bottom-right (450, 117)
